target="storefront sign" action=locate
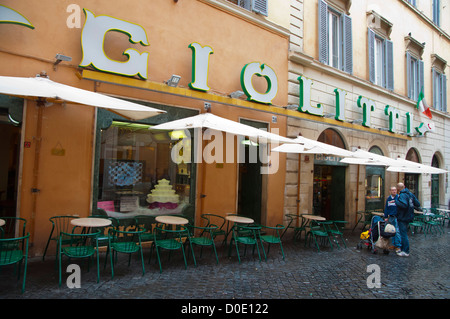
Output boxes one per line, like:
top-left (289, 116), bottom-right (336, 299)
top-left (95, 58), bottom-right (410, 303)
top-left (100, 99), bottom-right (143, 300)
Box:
top-left (298, 77), bottom-right (430, 136)
top-left (79, 9), bottom-right (150, 79)
top-left (6, 5), bottom-right (429, 136)
top-left (314, 154), bottom-right (347, 166)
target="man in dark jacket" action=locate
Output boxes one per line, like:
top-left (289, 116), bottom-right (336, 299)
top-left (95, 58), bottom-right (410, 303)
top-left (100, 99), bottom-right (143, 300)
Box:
top-left (395, 183), bottom-right (421, 257)
top-left (384, 186), bottom-right (401, 253)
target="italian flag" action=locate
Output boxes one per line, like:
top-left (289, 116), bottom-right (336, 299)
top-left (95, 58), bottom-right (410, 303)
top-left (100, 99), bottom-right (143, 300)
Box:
top-left (417, 89), bottom-right (432, 119)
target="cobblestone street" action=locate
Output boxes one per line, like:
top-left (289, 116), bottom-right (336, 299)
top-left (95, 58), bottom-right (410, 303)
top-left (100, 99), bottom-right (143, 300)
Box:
top-left (1, 229), bottom-right (448, 303)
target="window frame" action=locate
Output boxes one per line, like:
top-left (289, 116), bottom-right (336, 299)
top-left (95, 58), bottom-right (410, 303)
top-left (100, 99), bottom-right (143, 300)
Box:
top-left (433, 68), bottom-right (447, 112)
top-left (318, 0), bottom-right (353, 74)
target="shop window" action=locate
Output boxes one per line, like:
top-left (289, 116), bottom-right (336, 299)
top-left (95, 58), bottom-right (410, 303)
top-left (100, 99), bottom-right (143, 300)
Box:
top-left (365, 146), bottom-right (385, 210)
top-left (318, 0), bottom-right (353, 74)
top-left (405, 148), bottom-right (420, 197)
top-left (226, 0), bottom-right (268, 16)
top-left (94, 106), bottom-right (197, 219)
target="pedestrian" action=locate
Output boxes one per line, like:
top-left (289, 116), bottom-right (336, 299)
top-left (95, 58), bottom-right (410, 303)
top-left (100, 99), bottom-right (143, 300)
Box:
top-left (395, 183), bottom-right (421, 257)
top-left (384, 186), bottom-right (401, 253)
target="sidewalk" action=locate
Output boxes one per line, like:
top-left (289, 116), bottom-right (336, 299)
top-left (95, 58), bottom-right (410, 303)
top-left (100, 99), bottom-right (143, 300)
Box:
top-left (0, 229), bottom-right (449, 300)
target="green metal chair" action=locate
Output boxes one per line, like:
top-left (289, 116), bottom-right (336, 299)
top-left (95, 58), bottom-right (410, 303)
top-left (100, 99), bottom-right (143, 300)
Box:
top-left (58, 230), bottom-right (100, 287)
top-left (0, 217), bottom-right (27, 251)
top-left (88, 215), bottom-right (119, 247)
top-left (0, 232), bottom-right (30, 293)
top-left (43, 215), bottom-right (79, 260)
top-left (281, 214), bottom-right (307, 241)
top-left (259, 224), bottom-right (285, 260)
top-left (0, 217), bottom-right (27, 238)
top-left (305, 220), bottom-right (334, 252)
top-left (201, 214), bottom-right (227, 244)
top-left (186, 223), bottom-right (219, 264)
top-left (150, 225), bottom-right (191, 273)
top-left (409, 213), bottom-right (425, 234)
top-left (352, 211), bottom-right (372, 232)
top-left (107, 228), bottom-right (145, 279)
top-left (328, 220), bottom-right (348, 248)
top-left (134, 215), bottom-right (157, 243)
top-left (228, 224), bottom-right (262, 264)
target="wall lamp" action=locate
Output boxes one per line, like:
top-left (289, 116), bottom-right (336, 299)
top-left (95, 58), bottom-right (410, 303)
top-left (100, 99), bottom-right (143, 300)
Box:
top-left (53, 53), bottom-right (72, 70)
top-left (229, 90), bottom-right (245, 99)
top-left (166, 75), bottom-right (181, 87)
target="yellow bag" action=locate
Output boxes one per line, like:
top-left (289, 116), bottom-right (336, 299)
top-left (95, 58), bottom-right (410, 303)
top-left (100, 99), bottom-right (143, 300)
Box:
top-left (360, 230), bottom-right (369, 240)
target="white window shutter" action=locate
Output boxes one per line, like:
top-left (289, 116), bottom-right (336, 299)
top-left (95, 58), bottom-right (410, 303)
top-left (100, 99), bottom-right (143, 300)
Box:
top-left (406, 52), bottom-right (412, 99)
top-left (318, 0), bottom-right (328, 64)
top-left (368, 29), bottom-right (375, 83)
top-left (385, 39), bottom-right (394, 91)
top-left (418, 59), bottom-right (424, 100)
top-left (443, 74), bottom-right (447, 112)
top-left (342, 14), bottom-right (353, 74)
top-left (252, 0), bottom-right (268, 16)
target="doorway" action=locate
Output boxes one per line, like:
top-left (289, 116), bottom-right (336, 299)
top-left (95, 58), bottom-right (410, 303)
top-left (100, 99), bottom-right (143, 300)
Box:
top-left (237, 119), bottom-right (267, 224)
top-left (431, 154), bottom-right (440, 208)
top-left (0, 110), bottom-right (21, 219)
top-left (313, 165), bottom-right (345, 220)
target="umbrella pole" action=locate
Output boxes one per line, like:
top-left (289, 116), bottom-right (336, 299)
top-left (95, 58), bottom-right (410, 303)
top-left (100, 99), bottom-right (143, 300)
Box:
top-left (30, 98), bottom-right (44, 244)
top-left (355, 164), bottom-right (360, 226)
top-left (296, 153), bottom-right (301, 226)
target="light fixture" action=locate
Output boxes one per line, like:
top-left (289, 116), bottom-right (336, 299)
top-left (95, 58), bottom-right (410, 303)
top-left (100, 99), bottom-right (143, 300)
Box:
top-left (53, 53), bottom-right (72, 70)
top-left (229, 90), bottom-right (245, 99)
top-left (166, 75), bottom-right (181, 87)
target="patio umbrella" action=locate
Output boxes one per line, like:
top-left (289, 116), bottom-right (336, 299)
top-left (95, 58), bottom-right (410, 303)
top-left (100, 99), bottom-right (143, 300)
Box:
top-left (151, 112), bottom-right (295, 217)
top-left (387, 159), bottom-right (447, 174)
top-left (0, 75), bottom-right (165, 120)
top-left (272, 136), bottom-right (353, 217)
top-left (150, 112), bottom-right (294, 143)
top-left (272, 136), bottom-right (354, 157)
top-left (0, 75), bottom-right (165, 243)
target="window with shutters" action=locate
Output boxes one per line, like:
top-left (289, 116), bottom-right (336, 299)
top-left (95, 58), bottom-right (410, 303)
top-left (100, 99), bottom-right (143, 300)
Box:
top-left (432, 0), bottom-right (440, 27)
top-left (367, 11), bottom-right (394, 90)
top-left (405, 35), bottom-right (424, 101)
top-left (318, 0), bottom-right (353, 74)
top-left (433, 70), bottom-right (447, 112)
top-left (226, 0), bottom-right (268, 16)
top-left (431, 54), bottom-right (447, 112)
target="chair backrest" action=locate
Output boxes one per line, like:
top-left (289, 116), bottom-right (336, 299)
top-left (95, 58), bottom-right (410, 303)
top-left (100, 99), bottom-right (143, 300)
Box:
top-left (134, 215), bottom-right (157, 233)
top-left (108, 227), bottom-right (144, 247)
top-left (60, 231), bottom-right (100, 256)
top-left (234, 224), bottom-right (261, 238)
top-left (187, 223), bottom-right (218, 239)
top-left (261, 224), bottom-right (285, 238)
top-left (0, 233), bottom-right (30, 265)
top-left (201, 214), bottom-right (225, 229)
top-left (154, 225), bottom-right (188, 242)
top-left (50, 215), bottom-right (79, 235)
top-left (0, 217), bottom-right (27, 239)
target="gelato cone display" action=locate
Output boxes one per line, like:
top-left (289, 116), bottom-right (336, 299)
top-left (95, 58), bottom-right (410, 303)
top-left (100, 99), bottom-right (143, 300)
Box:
top-left (147, 179), bottom-right (179, 209)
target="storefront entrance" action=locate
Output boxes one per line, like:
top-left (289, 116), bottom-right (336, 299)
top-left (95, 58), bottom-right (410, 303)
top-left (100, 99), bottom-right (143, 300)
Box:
top-left (313, 164), bottom-right (345, 220)
top-left (431, 155), bottom-right (440, 208)
top-left (0, 105), bottom-right (21, 219)
top-left (237, 119), bottom-right (267, 224)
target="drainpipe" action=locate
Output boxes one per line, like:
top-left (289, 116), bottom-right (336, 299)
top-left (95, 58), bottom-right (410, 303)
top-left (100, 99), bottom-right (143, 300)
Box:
top-left (29, 97), bottom-right (45, 244)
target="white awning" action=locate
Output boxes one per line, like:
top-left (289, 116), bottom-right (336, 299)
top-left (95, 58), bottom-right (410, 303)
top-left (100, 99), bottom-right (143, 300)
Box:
top-left (0, 75), bottom-right (165, 120)
top-left (151, 113), bottom-right (295, 144)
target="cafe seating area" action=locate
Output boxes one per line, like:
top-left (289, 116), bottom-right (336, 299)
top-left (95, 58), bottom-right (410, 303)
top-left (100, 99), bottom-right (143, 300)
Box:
top-left (1, 207), bottom-right (448, 293)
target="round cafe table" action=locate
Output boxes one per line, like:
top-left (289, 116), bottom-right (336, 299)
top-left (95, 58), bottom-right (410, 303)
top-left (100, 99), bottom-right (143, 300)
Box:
top-left (155, 215), bottom-right (189, 225)
top-left (224, 215), bottom-right (255, 244)
top-left (71, 217), bottom-right (112, 228)
top-left (0, 219), bottom-right (5, 227)
top-left (302, 214), bottom-right (326, 221)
